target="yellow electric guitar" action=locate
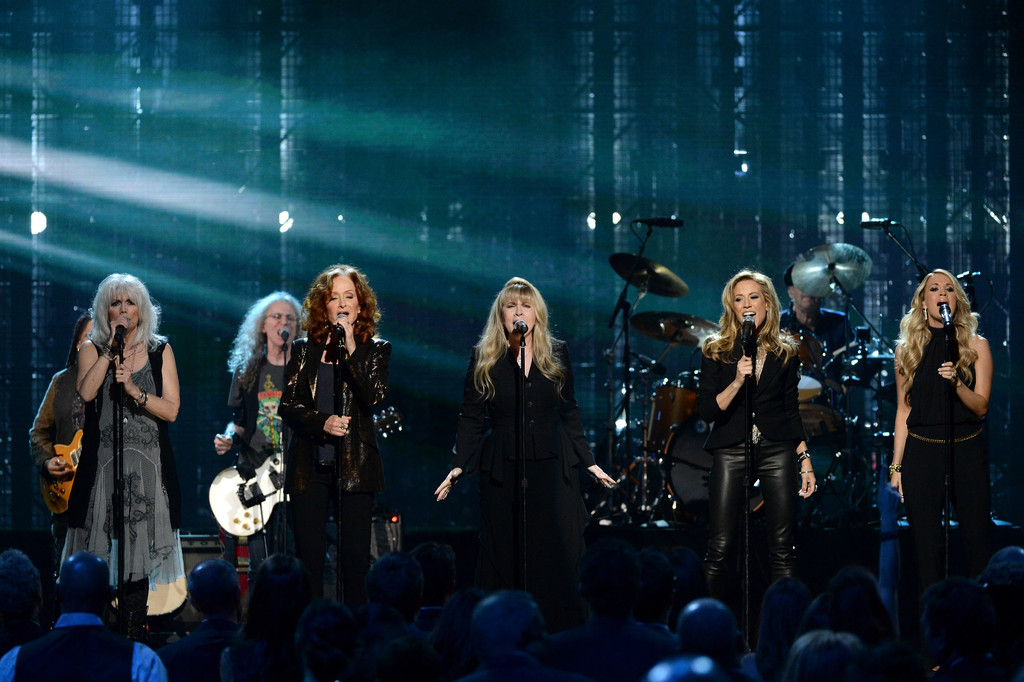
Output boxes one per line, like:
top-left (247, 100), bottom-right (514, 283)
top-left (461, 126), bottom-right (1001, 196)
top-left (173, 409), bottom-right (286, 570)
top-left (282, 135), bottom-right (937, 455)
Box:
top-left (40, 429), bottom-right (83, 514)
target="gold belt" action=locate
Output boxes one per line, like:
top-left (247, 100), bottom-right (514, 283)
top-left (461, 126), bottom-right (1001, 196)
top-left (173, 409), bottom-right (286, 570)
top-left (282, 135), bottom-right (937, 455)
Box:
top-left (907, 427), bottom-right (982, 444)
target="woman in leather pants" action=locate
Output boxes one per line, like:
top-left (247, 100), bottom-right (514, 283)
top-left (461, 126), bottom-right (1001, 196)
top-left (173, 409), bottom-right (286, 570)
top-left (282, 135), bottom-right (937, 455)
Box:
top-left (696, 270), bottom-right (817, 606)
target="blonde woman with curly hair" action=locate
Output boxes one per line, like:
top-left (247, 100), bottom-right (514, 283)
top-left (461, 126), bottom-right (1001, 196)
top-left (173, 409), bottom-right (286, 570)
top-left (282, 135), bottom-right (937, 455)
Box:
top-left (434, 277), bottom-right (614, 632)
top-left (696, 270), bottom-right (815, 605)
top-left (890, 269), bottom-right (992, 592)
top-left (280, 265), bottom-right (390, 606)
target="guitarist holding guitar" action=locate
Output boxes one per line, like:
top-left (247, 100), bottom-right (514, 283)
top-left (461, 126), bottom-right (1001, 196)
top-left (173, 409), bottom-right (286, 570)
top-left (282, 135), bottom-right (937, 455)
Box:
top-left (29, 311), bottom-right (93, 573)
top-left (212, 292), bottom-right (302, 584)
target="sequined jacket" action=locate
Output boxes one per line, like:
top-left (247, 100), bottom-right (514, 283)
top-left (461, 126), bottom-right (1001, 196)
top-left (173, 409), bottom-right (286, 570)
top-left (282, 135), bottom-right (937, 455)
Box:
top-left (280, 336), bottom-right (391, 494)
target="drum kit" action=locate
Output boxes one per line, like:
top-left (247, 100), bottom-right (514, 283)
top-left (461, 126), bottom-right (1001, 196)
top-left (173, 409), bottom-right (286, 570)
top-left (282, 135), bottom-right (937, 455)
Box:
top-left (598, 234), bottom-right (894, 529)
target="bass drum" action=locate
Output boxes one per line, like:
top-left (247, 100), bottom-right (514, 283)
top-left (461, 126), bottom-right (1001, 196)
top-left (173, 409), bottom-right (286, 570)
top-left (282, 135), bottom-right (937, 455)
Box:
top-left (663, 415), bottom-right (763, 523)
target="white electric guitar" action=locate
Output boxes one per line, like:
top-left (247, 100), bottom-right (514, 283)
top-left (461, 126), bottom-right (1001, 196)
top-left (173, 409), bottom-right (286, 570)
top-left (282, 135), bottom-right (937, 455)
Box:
top-left (208, 406), bottom-right (403, 536)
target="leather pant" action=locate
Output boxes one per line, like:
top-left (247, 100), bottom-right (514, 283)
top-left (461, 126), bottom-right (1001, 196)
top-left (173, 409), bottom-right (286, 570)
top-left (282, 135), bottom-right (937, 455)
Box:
top-left (704, 440), bottom-right (798, 595)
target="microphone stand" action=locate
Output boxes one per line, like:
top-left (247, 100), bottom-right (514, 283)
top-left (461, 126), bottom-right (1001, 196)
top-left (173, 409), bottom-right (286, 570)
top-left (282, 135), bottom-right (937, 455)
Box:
top-left (942, 322), bottom-right (955, 580)
top-left (275, 337), bottom-right (291, 559)
top-left (605, 222), bottom-right (654, 519)
top-left (332, 325), bottom-right (349, 601)
top-left (514, 334), bottom-right (528, 590)
top-left (113, 339), bottom-right (127, 636)
top-left (875, 222), bottom-right (930, 282)
top-left (741, 338), bottom-right (755, 645)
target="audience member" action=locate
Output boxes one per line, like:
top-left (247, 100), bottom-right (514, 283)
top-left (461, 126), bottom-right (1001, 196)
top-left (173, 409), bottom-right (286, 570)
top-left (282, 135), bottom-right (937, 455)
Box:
top-left (295, 599), bottom-right (357, 682)
top-left (636, 547), bottom-right (679, 641)
top-left (0, 551), bottom-right (166, 681)
top-left (795, 595), bottom-right (830, 636)
top-left (430, 588), bottom-right (486, 682)
top-left (456, 590), bottom-right (592, 682)
top-left (366, 552), bottom-right (426, 636)
top-left (646, 655), bottom-right (732, 682)
top-left (980, 548), bottom-right (1024, 677)
top-left (824, 565), bottom-right (895, 647)
top-left (410, 542), bottom-right (457, 634)
top-left (666, 546), bottom-right (709, 630)
top-left (351, 602), bottom-right (414, 682)
top-left (842, 640), bottom-right (927, 682)
top-left (376, 635), bottom-right (442, 682)
top-left (675, 597), bottom-right (750, 681)
top-left (0, 549), bottom-right (45, 657)
top-left (778, 629), bottom-right (862, 682)
top-left (220, 553), bottom-right (312, 682)
top-left (541, 538), bottom-right (678, 682)
top-left (921, 576), bottom-right (1004, 681)
top-left (750, 578), bottom-right (811, 682)
top-left (157, 559), bottom-right (240, 682)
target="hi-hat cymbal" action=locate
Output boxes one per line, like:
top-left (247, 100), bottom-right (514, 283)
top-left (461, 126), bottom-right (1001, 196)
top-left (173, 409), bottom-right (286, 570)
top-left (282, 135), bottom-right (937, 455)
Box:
top-left (790, 243), bottom-right (872, 298)
top-left (631, 311), bottom-right (718, 346)
top-left (610, 253), bottom-right (689, 297)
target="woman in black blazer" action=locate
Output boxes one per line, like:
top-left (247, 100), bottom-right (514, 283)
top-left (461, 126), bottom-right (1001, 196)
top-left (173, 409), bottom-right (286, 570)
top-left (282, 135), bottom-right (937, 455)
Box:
top-left (696, 270), bottom-right (816, 602)
top-left (280, 264), bottom-right (390, 606)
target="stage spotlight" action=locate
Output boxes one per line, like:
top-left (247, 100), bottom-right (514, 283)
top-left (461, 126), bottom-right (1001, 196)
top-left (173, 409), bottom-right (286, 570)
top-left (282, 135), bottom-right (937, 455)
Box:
top-left (278, 210), bottom-right (294, 233)
top-left (30, 211), bottom-right (47, 235)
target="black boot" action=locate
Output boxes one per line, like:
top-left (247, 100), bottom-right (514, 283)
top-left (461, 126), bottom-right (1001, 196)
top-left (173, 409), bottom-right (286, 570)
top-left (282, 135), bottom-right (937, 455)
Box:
top-left (123, 579), bottom-right (149, 643)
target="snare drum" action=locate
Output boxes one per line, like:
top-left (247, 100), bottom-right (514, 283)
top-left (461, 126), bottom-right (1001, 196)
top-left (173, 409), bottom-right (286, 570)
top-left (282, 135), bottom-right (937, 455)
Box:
top-left (647, 380), bottom-right (697, 452)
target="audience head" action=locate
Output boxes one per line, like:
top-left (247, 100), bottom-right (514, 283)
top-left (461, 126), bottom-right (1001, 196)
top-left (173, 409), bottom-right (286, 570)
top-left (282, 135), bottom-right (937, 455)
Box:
top-left (429, 587), bottom-right (486, 680)
top-left (921, 576), bottom-right (997, 665)
top-left (366, 551), bottom-right (424, 623)
top-left (666, 545), bottom-right (708, 627)
top-left (755, 577), bottom-right (812, 682)
top-left (243, 553), bottom-right (313, 642)
top-left (986, 545), bottom-right (1024, 568)
top-left (779, 629), bottom-right (863, 682)
top-left (470, 590), bottom-right (545, 662)
top-left (825, 565), bottom-right (895, 646)
top-left (0, 548), bottom-right (42, 620)
top-left (842, 639), bottom-right (926, 682)
top-left (578, 538), bottom-right (641, 618)
top-left (187, 558), bottom-right (241, 619)
top-left (376, 636), bottom-right (442, 682)
top-left (675, 597), bottom-right (743, 671)
top-left (295, 599), bottom-right (357, 682)
top-left (636, 547), bottom-right (676, 625)
top-left (796, 593), bottom-right (831, 635)
top-left (645, 654), bottom-right (731, 682)
top-left (57, 551), bottom-right (111, 616)
top-left (410, 541), bottom-right (457, 608)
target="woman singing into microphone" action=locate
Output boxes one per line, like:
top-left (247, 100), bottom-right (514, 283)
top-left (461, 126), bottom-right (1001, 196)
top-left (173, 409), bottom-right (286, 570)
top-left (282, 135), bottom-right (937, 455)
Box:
top-left (280, 265), bottom-right (390, 606)
top-left (889, 269), bottom-right (992, 592)
top-left (697, 270), bottom-right (815, 606)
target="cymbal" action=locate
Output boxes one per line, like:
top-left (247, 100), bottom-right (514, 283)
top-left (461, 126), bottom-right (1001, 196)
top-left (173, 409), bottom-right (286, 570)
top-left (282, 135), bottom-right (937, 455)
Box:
top-left (790, 243), bottom-right (873, 298)
top-left (610, 253), bottom-right (689, 297)
top-left (631, 311), bottom-right (718, 346)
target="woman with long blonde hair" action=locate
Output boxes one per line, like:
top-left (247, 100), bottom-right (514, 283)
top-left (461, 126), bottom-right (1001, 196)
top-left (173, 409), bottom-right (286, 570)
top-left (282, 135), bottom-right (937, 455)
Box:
top-left (696, 269), bottom-right (816, 606)
top-left (889, 269), bottom-right (992, 592)
top-left (434, 277), bottom-right (614, 632)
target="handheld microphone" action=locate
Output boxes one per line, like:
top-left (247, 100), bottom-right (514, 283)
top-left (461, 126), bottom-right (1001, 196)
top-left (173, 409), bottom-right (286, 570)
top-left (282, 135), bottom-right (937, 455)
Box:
top-left (279, 328), bottom-right (290, 343)
top-left (513, 320), bottom-right (529, 335)
top-left (739, 312), bottom-right (756, 355)
top-left (938, 302), bottom-right (953, 328)
top-left (113, 325), bottom-right (126, 345)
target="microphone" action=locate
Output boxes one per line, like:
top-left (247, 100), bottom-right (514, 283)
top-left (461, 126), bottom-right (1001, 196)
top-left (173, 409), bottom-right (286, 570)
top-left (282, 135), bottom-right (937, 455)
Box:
top-left (634, 217), bottom-right (685, 228)
top-left (739, 312), bottom-right (756, 355)
top-left (113, 325), bottom-right (126, 345)
top-left (279, 328), bottom-right (290, 343)
top-left (513, 320), bottom-right (529, 335)
top-left (938, 302), bottom-right (953, 328)
top-left (861, 218), bottom-right (900, 229)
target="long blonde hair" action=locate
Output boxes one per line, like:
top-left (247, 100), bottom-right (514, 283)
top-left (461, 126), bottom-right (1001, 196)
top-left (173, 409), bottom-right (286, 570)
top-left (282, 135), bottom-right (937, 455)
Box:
top-left (89, 273), bottom-right (166, 350)
top-left (703, 269), bottom-right (799, 363)
top-left (472, 277), bottom-right (565, 400)
top-left (896, 269), bottom-right (979, 403)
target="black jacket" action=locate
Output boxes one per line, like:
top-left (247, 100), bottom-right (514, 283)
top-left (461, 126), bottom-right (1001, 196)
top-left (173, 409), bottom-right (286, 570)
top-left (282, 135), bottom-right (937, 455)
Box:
top-left (280, 336), bottom-right (390, 494)
top-left (696, 343), bottom-right (806, 451)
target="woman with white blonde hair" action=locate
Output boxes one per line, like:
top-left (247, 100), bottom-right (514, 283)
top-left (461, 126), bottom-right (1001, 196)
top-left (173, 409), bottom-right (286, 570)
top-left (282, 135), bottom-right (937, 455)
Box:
top-left (889, 269), bottom-right (992, 592)
top-left (434, 277), bottom-right (615, 632)
top-left (696, 269), bottom-right (815, 606)
top-left (67, 272), bottom-right (184, 640)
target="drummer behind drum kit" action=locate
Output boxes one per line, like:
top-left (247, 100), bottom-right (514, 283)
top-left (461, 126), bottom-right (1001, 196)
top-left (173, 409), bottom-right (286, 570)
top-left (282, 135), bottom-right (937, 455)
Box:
top-left (598, 236), bottom-right (892, 529)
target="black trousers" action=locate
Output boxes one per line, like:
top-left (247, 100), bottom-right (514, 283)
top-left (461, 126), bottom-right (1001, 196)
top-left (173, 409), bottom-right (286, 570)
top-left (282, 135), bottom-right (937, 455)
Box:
top-left (704, 440), bottom-right (799, 597)
top-left (290, 467), bottom-right (373, 608)
top-left (902, 429), bottom-right (991, 593)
